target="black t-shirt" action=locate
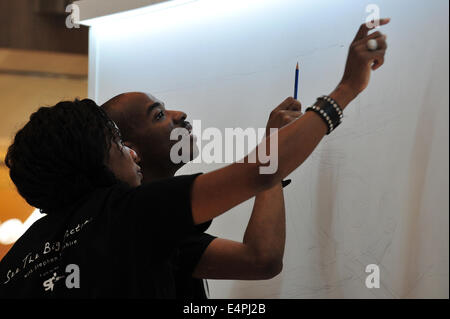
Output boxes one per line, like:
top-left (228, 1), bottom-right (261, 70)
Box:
top-left (0, 172), bottom-right (212, 298)
top-left (173, 224), bottom-right (216, 299)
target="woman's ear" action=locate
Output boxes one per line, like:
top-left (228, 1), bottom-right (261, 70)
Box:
top-left (124, 141), bottom-right (141, 164)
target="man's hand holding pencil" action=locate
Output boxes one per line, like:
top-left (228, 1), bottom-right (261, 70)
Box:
top-left (265, 62), bottom-right (303, 137)
top-left (265, 96), bottom-right (303, 137)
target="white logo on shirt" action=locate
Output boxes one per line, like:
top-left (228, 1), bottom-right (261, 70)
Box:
top-left (42, 264), bottom-right (80, 291)
top-left (43, 272), bottom-right (65, 291)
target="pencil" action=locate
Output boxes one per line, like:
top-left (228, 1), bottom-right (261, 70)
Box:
top-left (294, 62), bottom-right (299, 100)
top-left (281, 62), bottom-right (299, 188)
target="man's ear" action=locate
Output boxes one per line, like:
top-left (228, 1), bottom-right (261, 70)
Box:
top-left (124, 141), bottom-right (142, 164)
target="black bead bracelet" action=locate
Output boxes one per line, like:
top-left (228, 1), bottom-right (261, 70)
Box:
top-left (305, 95), bottom-right (344, 135)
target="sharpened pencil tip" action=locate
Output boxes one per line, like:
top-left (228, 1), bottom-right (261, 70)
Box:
top-left (296, 62), bottom-right (299, 69)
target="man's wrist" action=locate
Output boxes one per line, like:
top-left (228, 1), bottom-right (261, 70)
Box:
top-left (328, 83), bottom-right (357, 110)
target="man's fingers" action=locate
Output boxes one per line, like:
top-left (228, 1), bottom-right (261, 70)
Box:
top-left (354, 31), bottom-right (387, 47)
top-left (375, 36), bottom-right (387, 50)
top-left (272, 97), bottom-right (301, 113)
top-left (281, 110), bottom-right (303, 117)
top-left (366, 31), bottom-right (383, 40)
top-left (360, 50), bottom-right (386, 70)
top-left (353, 18), bottom-right (391, 42)
top-left (353, 23), bottom-right (369, 42)
top-left (371, 53), bottom-right (385, 70)
top-left (273, 97), bottom-right (295, 113)
top-left (276, 110), bottom-right (303, 122)
top-left (378, 17), bottom-right (391, 26)
top-left (286, 101), bottom-right (302, 111)
top-left (354, 34), bottom-right (388, 51)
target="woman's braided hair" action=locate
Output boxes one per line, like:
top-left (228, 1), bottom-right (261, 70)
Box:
top-left (5, 98), bottom-right (121, 215)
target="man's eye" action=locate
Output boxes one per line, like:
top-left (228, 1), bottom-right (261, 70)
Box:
top-left (155, 110), bottom-right (164, 120)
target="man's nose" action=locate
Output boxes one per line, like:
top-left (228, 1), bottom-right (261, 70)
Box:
top-left (170, 110), bottom-right (187, 124)
top-left (129, 148), bottom-right (141, 164)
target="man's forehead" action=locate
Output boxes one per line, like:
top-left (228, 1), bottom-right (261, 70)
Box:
top-left (120, 92), bottom-right (164, 115)
top-left (144, 92), bottom-right (163, 105)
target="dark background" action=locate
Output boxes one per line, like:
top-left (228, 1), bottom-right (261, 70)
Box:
top-left (0, 0), bottom-right (88, 54)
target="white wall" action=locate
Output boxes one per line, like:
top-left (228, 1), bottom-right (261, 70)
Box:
top-left (86, 0), bottom-right (449, 298)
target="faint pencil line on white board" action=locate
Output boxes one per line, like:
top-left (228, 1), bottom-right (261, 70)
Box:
top-left (152, 43), bottom-right (346, 95)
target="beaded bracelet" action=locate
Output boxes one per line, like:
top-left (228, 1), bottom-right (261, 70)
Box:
top-left (305, 95), bottom-right (344, 135)
top-left (318, 95), bottom-right (344, 122)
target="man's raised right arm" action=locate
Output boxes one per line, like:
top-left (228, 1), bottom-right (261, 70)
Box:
top-left (191, 18), bottom-right (390, 225)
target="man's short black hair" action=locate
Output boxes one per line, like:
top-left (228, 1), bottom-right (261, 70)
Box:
top-left (5, 98), bottom-right (121, 215)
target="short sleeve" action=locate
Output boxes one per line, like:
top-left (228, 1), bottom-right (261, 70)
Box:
top-left (172, 232), bottom-right (217, 299)
top-left (106, 172), bottom-right (203, 255)
top-left (193, 219), bottom-right (213, 234)
top-left (175, 233), bottom-right (217, 276)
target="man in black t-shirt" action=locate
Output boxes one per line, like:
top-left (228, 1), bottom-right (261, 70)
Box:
top-left (102, 92), bottom-right (302, 298)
